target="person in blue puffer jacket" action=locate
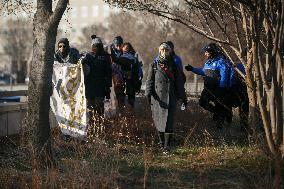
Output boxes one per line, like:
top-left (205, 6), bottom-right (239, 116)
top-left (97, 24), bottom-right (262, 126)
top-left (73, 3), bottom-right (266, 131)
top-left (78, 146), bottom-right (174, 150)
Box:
top-left (185, 43), bottom-right (230, 129)
top-left (117, 42), bottom-right (142, 107)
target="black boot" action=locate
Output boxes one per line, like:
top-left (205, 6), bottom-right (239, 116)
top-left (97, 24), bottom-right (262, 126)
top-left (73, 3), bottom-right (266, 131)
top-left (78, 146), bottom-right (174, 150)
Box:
top-left (163, 133), bottom-right (172, 155)
top-left (158, 132), bottom-right (164, 149)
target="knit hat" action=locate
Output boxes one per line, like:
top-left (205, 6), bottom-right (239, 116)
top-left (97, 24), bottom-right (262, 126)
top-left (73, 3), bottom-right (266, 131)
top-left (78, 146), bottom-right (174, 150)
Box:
top-left (113, 36), bottom-right (123, 45)
top-left (91, 37), bottom-right (103, 47)
top-left (58, 38), bottom-right (69, 47)
top-left (200, 43), bottom-right (222, 56)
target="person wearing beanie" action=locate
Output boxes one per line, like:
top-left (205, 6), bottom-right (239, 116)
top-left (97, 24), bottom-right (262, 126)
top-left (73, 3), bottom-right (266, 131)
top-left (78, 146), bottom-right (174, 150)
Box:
top-left (110, 36), bottom-right (124, 62)
top-left (145, 42), bottom-right (187, 154)
top-left (54, 37), bottom-right (80, 64)
top-left (81, 35), bottom-right (112, 138)
top-left (109, 36), bottom-right (125, 110)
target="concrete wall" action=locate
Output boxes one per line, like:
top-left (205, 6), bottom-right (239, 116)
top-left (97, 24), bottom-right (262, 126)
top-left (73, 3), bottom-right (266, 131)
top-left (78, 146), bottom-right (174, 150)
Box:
top-left (0, 102), bottom-right (59, 137)
top-left (0, 102), bottom-right (27, 136)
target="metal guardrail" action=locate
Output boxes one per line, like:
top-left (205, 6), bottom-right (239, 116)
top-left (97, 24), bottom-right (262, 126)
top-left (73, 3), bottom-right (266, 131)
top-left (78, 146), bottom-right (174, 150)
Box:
top-left (0, 90), bottom-right (28, 97)
top-left (0, 84), bottom-right (28, 91)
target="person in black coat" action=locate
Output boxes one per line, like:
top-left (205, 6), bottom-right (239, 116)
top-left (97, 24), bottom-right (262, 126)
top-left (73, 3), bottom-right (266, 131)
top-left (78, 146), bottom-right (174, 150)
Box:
top-left (81, 35), bottom-right (112, 115)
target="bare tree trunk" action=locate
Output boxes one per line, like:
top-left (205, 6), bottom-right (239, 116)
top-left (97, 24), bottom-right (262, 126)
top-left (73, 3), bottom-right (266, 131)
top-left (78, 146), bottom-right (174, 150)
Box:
top-left (27, 0), bottom-right (68, 168)
top-left (245, 49), bottom-right (258, 134)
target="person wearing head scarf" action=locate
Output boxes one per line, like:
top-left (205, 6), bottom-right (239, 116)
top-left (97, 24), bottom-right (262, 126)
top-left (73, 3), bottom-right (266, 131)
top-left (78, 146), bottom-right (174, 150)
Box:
top-left (145, 42), bottom-right (187, 154)
top-left (185, 43), bottom-right (230, 129)
top-left (54, 38), bottom-right (80, 64)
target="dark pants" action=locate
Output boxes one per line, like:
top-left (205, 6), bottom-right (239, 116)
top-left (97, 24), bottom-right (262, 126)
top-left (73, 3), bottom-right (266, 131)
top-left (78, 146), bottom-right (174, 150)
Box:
top-left (125, 79), bottom-right (136, 107)
top-left (199, 86), bottom-right (229, 127)
top-left (87, 97), bottom-right (104, 115)
top-left (114, 79), bottom-right (136, 108)
top-left (87, 97), bottom-right (105, 140)
top-left (228, 85), bottom-right (249, 129)
top-left (114, 86), bottom-right (125, 108)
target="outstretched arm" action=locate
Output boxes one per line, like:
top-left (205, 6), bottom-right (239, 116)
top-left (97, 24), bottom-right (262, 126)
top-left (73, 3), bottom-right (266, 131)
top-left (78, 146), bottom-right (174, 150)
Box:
top-left (185, 64), bottom-right (205, 76)
top-left (191, 67), bottom-right (205, 76)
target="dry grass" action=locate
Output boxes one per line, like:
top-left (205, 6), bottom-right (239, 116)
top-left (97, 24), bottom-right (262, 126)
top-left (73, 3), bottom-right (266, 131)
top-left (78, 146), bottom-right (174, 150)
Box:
top-left (0, 97), bottom-right (277, 189)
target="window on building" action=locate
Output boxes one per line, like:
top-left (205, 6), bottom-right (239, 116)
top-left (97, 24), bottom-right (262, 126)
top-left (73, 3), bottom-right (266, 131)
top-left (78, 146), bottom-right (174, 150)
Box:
top-left (81, 22), bottom-right (88, 29)
top-left (103, 5), bottom-right (110, 17)
top-left (71, 7), bottom-right (77, 18)
top-left (81, 6), bottom-right (88, 18)
top-left (92, 6), bottom-right (99, 17)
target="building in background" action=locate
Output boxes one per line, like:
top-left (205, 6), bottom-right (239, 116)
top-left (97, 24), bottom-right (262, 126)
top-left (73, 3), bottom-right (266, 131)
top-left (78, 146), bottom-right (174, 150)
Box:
top-left (0, 17), bottom-right (12, 75)
top-left (59, 0), bottom-right (119, 44)
top-left (0, 0), bottom-right (118, 78)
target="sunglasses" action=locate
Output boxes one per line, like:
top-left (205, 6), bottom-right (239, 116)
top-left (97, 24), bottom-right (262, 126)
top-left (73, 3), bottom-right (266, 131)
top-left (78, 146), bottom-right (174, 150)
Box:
top-left (59, 45), bottom-right (66, 48)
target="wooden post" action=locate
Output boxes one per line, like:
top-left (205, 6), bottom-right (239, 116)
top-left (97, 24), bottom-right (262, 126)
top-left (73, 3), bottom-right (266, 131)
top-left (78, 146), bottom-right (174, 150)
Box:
top-left (194, 74), bottom-right (198, 96)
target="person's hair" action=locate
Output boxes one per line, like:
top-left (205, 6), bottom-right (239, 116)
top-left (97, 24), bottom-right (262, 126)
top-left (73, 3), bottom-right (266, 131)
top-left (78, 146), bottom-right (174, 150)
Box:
top-left (166, 41), bottom-right (174, 50)
top-left (122, 42), bottom-right (136, 54)
top-left (166, 41), bottom-right (176, 55)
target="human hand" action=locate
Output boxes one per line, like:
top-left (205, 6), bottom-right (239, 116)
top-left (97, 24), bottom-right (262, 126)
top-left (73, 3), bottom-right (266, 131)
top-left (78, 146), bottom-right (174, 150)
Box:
top-left (185, 64), bottom-right (193, 71)
top-left (181, 99), bottom-right (188, 111)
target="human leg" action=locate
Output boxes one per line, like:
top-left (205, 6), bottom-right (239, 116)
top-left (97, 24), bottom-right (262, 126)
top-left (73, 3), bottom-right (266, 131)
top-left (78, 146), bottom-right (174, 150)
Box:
top-left (114, 86), bottom-right (125, 109)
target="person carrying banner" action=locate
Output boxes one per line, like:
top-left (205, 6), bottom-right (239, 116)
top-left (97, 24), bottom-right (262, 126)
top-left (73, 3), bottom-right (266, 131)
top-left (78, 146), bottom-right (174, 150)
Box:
top-left (54, 38), bottom-right (80, 64)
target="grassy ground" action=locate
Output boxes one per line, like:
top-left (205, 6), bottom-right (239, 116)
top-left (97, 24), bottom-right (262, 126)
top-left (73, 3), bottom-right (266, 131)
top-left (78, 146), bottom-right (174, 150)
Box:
top-left (0, 97), bottom-right (278, 188)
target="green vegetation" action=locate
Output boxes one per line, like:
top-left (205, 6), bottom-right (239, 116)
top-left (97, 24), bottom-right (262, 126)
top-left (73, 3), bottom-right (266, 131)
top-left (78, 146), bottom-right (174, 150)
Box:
top-left (0, 99), bottom-right (278, 188)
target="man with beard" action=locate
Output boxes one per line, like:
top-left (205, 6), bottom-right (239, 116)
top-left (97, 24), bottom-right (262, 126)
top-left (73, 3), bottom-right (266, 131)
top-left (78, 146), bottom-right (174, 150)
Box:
top-left (54, 38), bottom-right (80, 64)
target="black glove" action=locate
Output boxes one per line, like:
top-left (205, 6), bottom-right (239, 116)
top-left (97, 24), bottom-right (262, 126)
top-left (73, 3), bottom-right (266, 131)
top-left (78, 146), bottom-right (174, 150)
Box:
top-left (182, 99), bottom-right (188, 107)
top-left (185, 64), bottom-right (193, 71)
top-left (105, 87), bottom-right (111, 99)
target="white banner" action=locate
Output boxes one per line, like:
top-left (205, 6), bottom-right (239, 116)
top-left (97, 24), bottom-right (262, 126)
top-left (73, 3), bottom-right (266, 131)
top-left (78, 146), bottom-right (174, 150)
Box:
top-left (50, 62), bottom-right (87, 139)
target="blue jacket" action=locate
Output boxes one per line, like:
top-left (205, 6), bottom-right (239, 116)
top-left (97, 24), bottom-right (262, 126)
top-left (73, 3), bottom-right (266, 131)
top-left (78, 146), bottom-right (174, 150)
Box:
top-left (228, 62), bottom-right (246, 87)
top-left (174, 55), bottom-right (183, 71)
top-left (118, 52), bottom-right (143, 79)
top-left (191, 55), bottom-right (229, 88)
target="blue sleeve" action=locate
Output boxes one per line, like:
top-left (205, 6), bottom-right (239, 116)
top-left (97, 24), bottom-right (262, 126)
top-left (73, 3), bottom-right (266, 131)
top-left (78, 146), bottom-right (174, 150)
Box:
top-left (191, 67), bottom-right (205, 76)
top-left (218, 61), bottom-right (228, 88)
top-left (139, 66), bottom-right (143, 78)
top-left (236, 63), bottom-right (246, 75)
top-left (175, 56), bottom-right (183, 71)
